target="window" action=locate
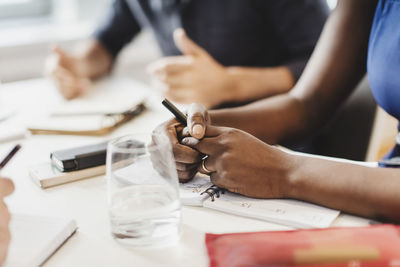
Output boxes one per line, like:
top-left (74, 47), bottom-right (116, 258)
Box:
top-left (0, 0), bottom-right (51, 19)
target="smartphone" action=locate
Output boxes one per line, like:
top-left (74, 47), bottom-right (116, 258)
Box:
top-left (50, 141), bottom-right (108, 172)
top-left (29, 162), bottom-right (106, 188)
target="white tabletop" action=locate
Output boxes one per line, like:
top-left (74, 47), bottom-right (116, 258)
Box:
top-left (0, 78), bottom-right (372, 267)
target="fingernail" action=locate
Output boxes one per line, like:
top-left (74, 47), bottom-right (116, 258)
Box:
top-left (192, 124), bottom-right (204, 138)
top-left (181, 138), bottom-right (189, 145)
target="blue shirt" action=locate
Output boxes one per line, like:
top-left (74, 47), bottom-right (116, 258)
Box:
top-left (95, 0), bottom-right (329, 81)
top-left (368, 0), bottom-right (400, 158)
top-left (368, 0), bottom-right (400, 127)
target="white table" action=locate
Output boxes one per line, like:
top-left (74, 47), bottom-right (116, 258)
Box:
top-left (0, 78), bottom-right (371, 267)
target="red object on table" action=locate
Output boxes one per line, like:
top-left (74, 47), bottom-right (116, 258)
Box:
top-left (206, 225), bottom-right (400, 267)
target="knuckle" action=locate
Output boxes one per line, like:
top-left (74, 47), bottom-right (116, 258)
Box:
top-left (219, 152), bottom-right (231, 168)
top-left (190, 113), bottom-right (204, 121)
top-left (164, 65), bottom-right (175, 74)
top-left (219, 169), bottom-right (227, 179)
top-left (225, 128), bottom-right (238, 136)
top-left (178, 170), bottom-right (195, 182)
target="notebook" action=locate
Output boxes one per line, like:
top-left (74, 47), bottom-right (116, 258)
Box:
top-left (4, 214), bottom-right (77, 267)
top-left (29, 162), bottom-right (106, 188)
top-left (27, 78), bottom-right (148, 136)
top-left (113, 158), bottom-right (340, 229)
top-left (28, 103), bottom-right (145, 136)
top-left (180, 175), bottom-right (340, 229)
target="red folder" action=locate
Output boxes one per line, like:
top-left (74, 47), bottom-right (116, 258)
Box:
top-left (206, 225), bottom-right (400, 267)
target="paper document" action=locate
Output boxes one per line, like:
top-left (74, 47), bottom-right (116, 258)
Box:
top-left (28, 78), bottom-right (149, 136)
top-left (4, 214), bottom-right (77, 267)
top-left (180, 175), bottom-right (340, 229)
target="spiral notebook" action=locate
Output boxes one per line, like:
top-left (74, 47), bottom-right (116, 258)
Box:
top-left (112, 162), bottom-right (340, 229)
top-left (180, 175), bottom-right (340, 229)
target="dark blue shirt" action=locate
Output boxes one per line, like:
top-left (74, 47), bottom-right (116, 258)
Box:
top-left (368, 0), bottom-right (400, 158)
top-left (95, 0), bottom-right (329, 81)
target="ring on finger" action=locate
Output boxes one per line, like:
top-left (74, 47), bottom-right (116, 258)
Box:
top-left (200, 158), bottom-right (213, 175)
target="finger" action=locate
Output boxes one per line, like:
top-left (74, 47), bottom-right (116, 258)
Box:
top-left (165, 89), bottom-right (196, 104)
top-left (181, 127), bottom-right (191, 138)
top-left (52, 70), bottom-right (81, 89)
top-left (156, 74), bottom-right (189, 90)
top-left (173, 28), bottom-right (208, 57)
top-left (173, 144), bottom-right (202, 164)
top-left (204, 125), bottom-right (225, 138)
top-left (198, 156), bottom-right (217, 174)
top-left (53, 79), bottom-right (82, 100)
top-left (52, 46), bottom-right (74, 69)
top-left (182, 136), bottom-right (220, 155)
top-left (175, 162), bottom-right (198, 172)
top-left (0, 178), bottom-right (14, 197)
top-left (210, 172), bottom-right (224, 188)
top-left (147, 57), bottom-right (192, 76)
top-left (178, 168), bottom-right (197, 183)
top-left (187, 103), bottom-right (208, 139)
top-left (53, 46), bottom-right (69, 61)
top-left (180, 136), bottom-right (200, 147)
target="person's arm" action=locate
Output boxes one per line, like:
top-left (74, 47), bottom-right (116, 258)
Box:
top-left (210, 0), bottom-right (377, 144)
top-left (218, 66), bottom-right (295, 103)
top-left (46, 0), bottom-right (141, 99)
top-left (154, 0), bottom-right (377, 183)
top-left (289, 153), bottom-right (400, 222)
top-left (182, 123), bottom-right (400, 223)
top-left (0, 178), bottom-right (14, 264)
top-left (148, 1), bottom-right (328, 107)
top-left (148, 29), bottom-right (296, 108)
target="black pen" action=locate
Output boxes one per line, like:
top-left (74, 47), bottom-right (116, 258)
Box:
top-left (162, 99), bottom-right (187, 125)
top-left (0, 144), bottom-right (21, 171)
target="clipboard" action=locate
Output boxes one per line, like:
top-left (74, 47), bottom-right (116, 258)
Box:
top-left (28, 103), bottom-right (146, 136)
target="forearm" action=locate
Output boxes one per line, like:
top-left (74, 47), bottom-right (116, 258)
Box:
top-left (224, 66), bottom-right (295, 102)
top-left (210, 94), bottom-right (307, 144)
top-left (287, 155), bottom-right (400, 222)
top-left (210, 0), bottom-right (377, 144)
top-left (76, 40), bottom-right (113, 79)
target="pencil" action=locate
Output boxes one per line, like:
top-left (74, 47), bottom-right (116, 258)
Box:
top-left (0, 144), bottom-right (21, 170)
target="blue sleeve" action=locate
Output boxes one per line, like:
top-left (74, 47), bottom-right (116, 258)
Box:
top-left (94, 0), bottom-right (142, 59)
top-left (265, 0), bottom-right (329, 81)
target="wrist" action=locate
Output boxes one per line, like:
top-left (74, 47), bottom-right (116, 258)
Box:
top-left (77, 40), bottom-right (112, 79)
top-left (223, 67), bottom-right (247, 103)
top-left (278, 151), bottom-right (305, 199)
top-left (74, 57), bottom-right (92, 78)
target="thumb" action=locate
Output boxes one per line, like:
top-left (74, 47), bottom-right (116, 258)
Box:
top-left (52, 46), bottom-right (68, 58)
top-left (52, 46), bottom-right (72, 65)
top-left (187, 103), bottom-right (209, 139)
top-left (173, 28), bottom-right (207, 57)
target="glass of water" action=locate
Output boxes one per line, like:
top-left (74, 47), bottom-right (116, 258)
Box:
top-left (106, 133), bottom-right (181, 247)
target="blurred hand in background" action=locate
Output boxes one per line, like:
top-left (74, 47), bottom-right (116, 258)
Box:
top-left (148, 29), bottom-right (231, 108)
top-left (0, 177), bottom-right (14, 265)
top-left (45, 41), bottom-right (112, 100)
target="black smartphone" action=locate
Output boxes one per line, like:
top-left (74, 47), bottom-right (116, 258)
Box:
top-left (50, 141), bottom-right (108, 172)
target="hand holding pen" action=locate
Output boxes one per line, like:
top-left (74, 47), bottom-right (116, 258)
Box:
top-left (159, 99), bottom-right (212, 182)
top-left (162, 99), bottom-right (212, 175)
top-left (161, 100), bottom-right (223, 201)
